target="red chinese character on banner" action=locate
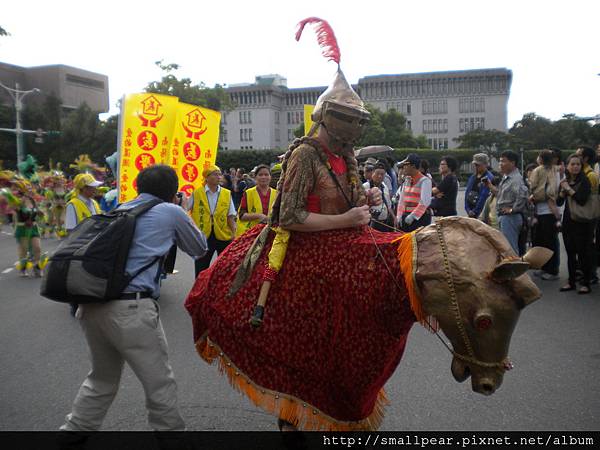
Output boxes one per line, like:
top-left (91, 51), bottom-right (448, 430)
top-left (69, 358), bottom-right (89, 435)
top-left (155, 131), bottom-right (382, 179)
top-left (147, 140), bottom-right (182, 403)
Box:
top-left (122, 174), bottom-right (129, 182)
top-left (119, 194), bottom-right (127, 202)
top-left (203, 160), bottom-right (212, 170)
top-left (122, 158), bottom-right (130, 167)
top-left (126, 128), bottom-right (133, 138)
top-left (183, 142), bottom-right (201, 161)
top-left (180, 184), bottom-right (194, 196)
top-left (125, 138), bottom-right (132, 147)
top-left (205, 149), bottom-right (212, 159)
top-left (124, 148), bottom-right (131, 157)
top-left (181, 163), bottom-right (198, 182)
top-left (135, 153), bottom-right (156, 171)
top-left (173, 138), bottom-right (179, 147)
top-left (137, 131), bottom-right (158, 151)
top-left (171, 158), bottom-right (177, 166)
top-left (162, 137), bottom-right (169, 146)
top-left (121, 183), bottom-right (128, 192)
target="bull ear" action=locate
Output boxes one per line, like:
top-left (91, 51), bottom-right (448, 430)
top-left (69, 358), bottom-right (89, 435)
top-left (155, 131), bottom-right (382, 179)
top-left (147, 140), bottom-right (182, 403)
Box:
top-left (522, 247), bottom-right (553, 269)
top-left (491, 259), bottom-right (530, 282)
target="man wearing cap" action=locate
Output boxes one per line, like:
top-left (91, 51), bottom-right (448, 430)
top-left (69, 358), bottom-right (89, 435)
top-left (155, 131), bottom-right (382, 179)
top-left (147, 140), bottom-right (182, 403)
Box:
top-left (189, 165), bottom-right (237, 277)
top-left (65, 173), bottom-right (102, 232)
top-left (395, 153), bottom-right (432, 232)
top-left (465, 153), bottom-right (494, 219)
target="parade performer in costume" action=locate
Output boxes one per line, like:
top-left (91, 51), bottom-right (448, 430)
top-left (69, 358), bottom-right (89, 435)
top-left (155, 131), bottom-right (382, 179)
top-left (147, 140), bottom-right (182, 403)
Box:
top-left (1, 177), bottom-right (46, 277)
top-left (236, 164), bottom-right (276, 237)
top-left (184, 18), bottom-right (410, 431)
top-left (41, 164), bottom-right (68, 238)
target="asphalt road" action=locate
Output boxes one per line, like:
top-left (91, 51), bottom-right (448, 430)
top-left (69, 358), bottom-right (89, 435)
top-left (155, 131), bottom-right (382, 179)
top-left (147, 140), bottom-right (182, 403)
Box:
top-left (0, 196), bottom-right (598, 431)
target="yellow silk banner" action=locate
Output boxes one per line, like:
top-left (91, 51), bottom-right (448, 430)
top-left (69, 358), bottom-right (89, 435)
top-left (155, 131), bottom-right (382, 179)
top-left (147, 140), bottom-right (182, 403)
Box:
top-left (118, 93), bottom-right (179, 202)
top-left (169, 102), bottom-right (221, 197)
top-left (118, 94), bottom-right (220, 201)
top-left (303, 104), bottom-right (315, 136)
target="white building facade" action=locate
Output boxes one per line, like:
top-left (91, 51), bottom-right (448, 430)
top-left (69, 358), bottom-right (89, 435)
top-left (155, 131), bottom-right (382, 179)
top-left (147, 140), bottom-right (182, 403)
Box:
top-left (221, 68), bottom-right (511, 150)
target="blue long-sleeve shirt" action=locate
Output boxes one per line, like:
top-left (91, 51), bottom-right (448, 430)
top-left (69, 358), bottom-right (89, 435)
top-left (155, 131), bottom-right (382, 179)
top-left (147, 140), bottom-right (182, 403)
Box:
top-left (464, 171), bottom-right (493, 217)
top-left (118, 193), bottom-right (208, 298)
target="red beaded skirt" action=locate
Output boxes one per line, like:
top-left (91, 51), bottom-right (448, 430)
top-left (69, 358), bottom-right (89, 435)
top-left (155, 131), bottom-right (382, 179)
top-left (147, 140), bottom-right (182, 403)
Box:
top-left (185, 225), bottom-right (416, 430)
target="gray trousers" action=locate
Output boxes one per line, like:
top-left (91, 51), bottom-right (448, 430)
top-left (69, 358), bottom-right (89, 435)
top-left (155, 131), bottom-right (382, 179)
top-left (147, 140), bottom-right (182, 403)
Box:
top-left (60, 298), bottom-right (185, 431)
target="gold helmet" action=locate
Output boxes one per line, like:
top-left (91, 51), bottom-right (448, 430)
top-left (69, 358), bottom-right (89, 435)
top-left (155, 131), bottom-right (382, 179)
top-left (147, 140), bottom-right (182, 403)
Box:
top-left (296, 17), bottom-right (370, 145)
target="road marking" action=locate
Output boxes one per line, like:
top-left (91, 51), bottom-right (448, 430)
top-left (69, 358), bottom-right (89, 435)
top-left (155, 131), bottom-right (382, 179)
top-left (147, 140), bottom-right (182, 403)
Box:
top-left (2, 268), bottom-right (13, 274)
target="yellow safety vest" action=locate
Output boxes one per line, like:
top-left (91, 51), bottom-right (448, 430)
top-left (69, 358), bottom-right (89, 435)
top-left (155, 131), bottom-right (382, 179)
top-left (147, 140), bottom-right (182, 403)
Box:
top-left (68, 196), bottom-right (100, 224)
top-left (236, 186), bottom-right (276, 237)
top-left (192, 186), bottom-right (233, 241)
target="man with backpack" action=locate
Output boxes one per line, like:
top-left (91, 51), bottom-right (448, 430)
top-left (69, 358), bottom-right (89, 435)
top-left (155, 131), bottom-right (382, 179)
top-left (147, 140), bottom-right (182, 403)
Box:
top-left (58, 165), bottom-right (207, 431)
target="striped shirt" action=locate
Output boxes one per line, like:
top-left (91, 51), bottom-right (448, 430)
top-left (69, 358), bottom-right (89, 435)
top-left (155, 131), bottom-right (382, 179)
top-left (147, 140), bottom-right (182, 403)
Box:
top-left (396, 172), bottom-right (432, 219)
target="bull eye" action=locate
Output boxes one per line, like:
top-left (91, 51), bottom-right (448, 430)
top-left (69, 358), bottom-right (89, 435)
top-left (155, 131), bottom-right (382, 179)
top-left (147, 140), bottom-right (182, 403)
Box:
top-left (474, 314), bottom-right (493, 331)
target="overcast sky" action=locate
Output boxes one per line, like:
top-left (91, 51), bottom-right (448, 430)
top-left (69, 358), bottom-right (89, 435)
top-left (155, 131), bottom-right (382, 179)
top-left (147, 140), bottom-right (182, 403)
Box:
top-left (2, 0), bottom-right (598, 125)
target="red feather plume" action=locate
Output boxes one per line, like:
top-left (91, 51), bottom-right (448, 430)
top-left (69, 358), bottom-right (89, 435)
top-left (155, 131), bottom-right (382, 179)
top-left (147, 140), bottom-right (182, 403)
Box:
top-left (295, 17), bottom-right (341, 65)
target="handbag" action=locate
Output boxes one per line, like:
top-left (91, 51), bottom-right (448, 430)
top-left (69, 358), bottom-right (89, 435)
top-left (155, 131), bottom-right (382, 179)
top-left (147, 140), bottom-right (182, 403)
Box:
top-left (568, 193), bottom-right (600, 222)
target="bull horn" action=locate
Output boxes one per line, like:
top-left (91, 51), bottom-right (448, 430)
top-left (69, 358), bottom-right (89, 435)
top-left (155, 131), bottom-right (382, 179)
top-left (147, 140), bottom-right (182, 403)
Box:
top-left (491, 259), bottom-right (530, 282)
top-left (522, 246), bottom-right (553, 269)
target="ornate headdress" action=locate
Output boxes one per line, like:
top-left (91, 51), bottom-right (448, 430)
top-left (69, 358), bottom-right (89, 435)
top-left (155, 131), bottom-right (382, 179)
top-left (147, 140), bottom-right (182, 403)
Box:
top-left (295, 17), bottom-right (370, 145)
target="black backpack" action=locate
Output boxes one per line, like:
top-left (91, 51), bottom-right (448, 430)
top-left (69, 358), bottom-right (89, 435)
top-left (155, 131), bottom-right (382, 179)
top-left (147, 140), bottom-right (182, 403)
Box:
top-left (40, 199), bottom-right (162, 304)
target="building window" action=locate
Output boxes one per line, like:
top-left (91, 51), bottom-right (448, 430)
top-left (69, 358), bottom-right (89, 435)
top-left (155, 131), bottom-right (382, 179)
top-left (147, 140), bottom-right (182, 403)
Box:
top-left (275, 112), bottom-right (280, 124)
top-left (222, 113), bottom-right (227, 125)
top-left (248, 129), bottom-right (253, 141)
top-left (65, 74), bottom-right (105, 90)
top-left (288, 129), bottom-right (293, 141)
top-left (220, 130), bottom-right (228, 143)
top-left (248, 111), bottom-right (252, 124)
top-left (275, 128), bottom-right (280, 142)
top-left (240, 129), bottom-right (244, 141)
top-left (406, 120), bottom-right (411, 130)
top-left (287, 112), bottom-right (291, 124)
top-left (406, 102), bottom-right (411, 115)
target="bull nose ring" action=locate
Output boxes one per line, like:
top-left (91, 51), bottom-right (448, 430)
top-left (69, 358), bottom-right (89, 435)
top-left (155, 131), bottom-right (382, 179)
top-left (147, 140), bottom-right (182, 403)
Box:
top-left (503, 359), bottom-right (514, 371)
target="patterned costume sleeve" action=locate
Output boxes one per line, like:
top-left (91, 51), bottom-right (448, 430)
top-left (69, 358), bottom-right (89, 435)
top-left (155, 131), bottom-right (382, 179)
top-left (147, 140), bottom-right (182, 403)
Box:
top-left (278, 145), bottom-right (316, 227)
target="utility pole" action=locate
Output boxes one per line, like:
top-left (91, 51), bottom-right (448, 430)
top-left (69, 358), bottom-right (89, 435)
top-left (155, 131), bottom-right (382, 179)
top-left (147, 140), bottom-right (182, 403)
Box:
top-left (0, 81), bottom-right (41, 166)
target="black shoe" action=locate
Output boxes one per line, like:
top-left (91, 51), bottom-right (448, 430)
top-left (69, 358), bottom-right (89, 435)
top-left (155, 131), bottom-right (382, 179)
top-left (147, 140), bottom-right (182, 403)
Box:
top-left (590, 276), bottom-right (598, 285)
top-left (70, 304), bottom-right (78, 317)
top-left (559, 284), bottom-right (575, 292)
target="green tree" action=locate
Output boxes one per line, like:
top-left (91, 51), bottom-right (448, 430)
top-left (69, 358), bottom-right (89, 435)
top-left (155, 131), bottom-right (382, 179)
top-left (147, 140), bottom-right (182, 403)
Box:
top-left (293, 122), bottom-right (304, 138)
top-left (454, 128), bottom-right (512, 151)
top-left (357, 105), bottom-right (386, 146)
top-left (145, 61), bottom-right (232, 111)
top-left (0, 26), bottom-right (8, 36)
top-left (509, 113), bottom-right (555, 149)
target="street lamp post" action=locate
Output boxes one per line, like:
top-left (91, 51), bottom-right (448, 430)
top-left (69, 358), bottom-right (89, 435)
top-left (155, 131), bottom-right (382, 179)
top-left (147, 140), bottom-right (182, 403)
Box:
top-left (0, 81), bottom-right (41, 165)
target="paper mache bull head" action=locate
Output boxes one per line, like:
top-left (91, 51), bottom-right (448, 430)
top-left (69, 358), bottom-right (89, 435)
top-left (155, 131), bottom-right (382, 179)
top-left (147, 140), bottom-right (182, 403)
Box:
top-left (413, 217), bottom-right (551, 396)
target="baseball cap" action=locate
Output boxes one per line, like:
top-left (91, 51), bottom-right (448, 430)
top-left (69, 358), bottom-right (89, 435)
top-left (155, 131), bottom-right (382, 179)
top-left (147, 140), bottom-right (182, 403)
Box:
top-left (472, 153), bottom-right (490, 166)
top-left (75, 173), bottom-right (102, 189)
top-left (398, 153), bottom-right (421, 167)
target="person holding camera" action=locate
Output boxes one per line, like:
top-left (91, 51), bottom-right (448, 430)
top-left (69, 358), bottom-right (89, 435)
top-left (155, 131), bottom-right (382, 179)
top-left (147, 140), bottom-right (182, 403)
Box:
top-left (558, 154), bottom-right (594, 294)
top-left (363, 162), bottom-right (395, 231)
top-left (60, 165), bottom-right (207, 432)
top-left (464, 153), bottom-right (494, 219)
top-left (486, 151), bottom-right (529, 254)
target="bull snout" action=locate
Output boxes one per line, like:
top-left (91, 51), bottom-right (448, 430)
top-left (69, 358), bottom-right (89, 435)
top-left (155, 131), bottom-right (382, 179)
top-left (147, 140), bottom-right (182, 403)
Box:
top-left (451, 357), bottom-right (504, 395)
top-left (472, 373), bottom-right (504, 396)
